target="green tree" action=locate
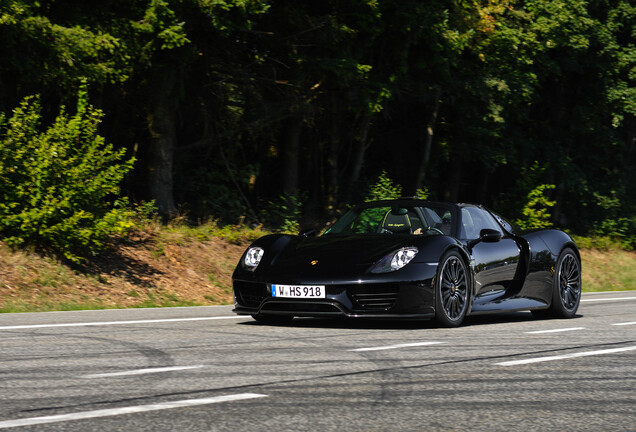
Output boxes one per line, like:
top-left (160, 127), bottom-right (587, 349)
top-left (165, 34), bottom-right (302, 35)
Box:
top-left (1, 0), bottom-right (634, 238)
top-left (0, 90), bottom-right (135, 262)
top-left (0, 0), bottom-right (129, 109)
top-left (515, 184), bottom-right (556, 230)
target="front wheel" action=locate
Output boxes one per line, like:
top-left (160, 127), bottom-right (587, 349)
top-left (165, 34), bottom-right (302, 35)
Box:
top-left (435, 251), bottom-right (471, 327)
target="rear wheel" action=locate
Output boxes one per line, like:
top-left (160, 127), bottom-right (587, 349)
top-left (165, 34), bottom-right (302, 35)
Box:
top-left (548, 247), bottom-right (581, 318)
top-left (251, 314), bottom-right (294, 325)
top-left (532, 248), bottom-right (581, 319)
top-left (435, 251), bottom-right (470, 327)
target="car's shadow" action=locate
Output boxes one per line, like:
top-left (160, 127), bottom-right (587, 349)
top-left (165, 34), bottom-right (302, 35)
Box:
top-left (237, 311), bottom-right (582, 330)
top-left (463, 312), bottom-right (583, 327)
top-left (239, 317), bottom-right (437, 330)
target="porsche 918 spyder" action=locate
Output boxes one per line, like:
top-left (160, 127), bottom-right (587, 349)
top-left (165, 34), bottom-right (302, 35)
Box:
top-left (232, 199), bottom-right (581, 327)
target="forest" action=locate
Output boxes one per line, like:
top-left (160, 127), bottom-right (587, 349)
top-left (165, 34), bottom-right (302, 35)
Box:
top-left (0, 0), bottom-right (635, 260)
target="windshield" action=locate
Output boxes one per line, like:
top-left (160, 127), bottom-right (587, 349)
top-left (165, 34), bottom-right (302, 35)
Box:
top-left (325, 203), bottom-right (454, 236)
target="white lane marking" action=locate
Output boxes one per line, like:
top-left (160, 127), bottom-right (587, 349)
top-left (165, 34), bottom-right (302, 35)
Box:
top-left (0, 393), bottom-right (267, 429)
top-left (349, 341), bottom-right (444, 352)
top-left (525, 327), bottom-right (586, 334)
top-left (0, 316), bottom-right (245, 331)
top-left (612, 321), bottom-right (636, 326)
top-left (496, 345), bottom-right (636, 366)
top-left (81, 365), bottom-right (205, 378)
top-left (580, 296), bottom-right (636, 303)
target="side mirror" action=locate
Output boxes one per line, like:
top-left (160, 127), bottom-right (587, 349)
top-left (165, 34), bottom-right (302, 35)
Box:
top-left (467, 228), bottom-right (502, 248)
top-left (299, 228), bottom-right (317, 238)
top-left (480, 228), bottom-right (502, 243)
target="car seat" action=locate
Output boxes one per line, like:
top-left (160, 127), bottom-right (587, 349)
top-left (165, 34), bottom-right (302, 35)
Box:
top-left (381, 208), bottom-right (412, 234)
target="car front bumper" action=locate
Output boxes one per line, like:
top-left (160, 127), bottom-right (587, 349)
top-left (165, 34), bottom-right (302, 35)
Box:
top-left (232, 278), bottom-right (436, 319)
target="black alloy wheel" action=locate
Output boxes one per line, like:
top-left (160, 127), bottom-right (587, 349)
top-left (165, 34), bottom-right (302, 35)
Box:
top-left (550, 247), bottom-right (581, 318)
top-left (435, 251), bottom-right (470, 327)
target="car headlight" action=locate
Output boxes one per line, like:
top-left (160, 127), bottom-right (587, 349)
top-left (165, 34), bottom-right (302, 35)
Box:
top-left (371, 247), bottom-right (418, 273)
top-left (243, 247), bottom-right (264, 271)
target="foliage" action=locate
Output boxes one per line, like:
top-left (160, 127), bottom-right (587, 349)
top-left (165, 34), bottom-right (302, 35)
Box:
top-left (415, 188), bottom-right (430, 200)
top-left (365, 170), bottom-right (403, 201)
top-left (571, 235), bottom-right (623, 252)
top-left (503, 161), bottom-right (555, 230)
top-left (260, 194), bottom-right (303, 234)
top-left (186, 161), bottom-right (255, 224)
top-left (130, 200), bottom-right (160, 226)
top-left (365, 171), bottom-right (429, 202)
top-left (209, 223), bottom-right (270, 245)
top-left (0, 0), bottom-right (130, 102)
top-left (0, 91), bottom-right (136, 262)
top-left (593, 217), bottom-right (636, 251)
top-left (589, 191), bottom-right (636, 250)
top-left (514, 184), bottom-right (556, 230)
top-left (0, 0), bottom-right (635, 240)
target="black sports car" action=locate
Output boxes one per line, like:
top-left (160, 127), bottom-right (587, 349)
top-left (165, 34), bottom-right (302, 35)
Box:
top-left (232, 199), bottom-right (581, 326)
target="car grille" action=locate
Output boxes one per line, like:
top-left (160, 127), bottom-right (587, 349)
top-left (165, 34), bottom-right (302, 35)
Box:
top-left (347, 284), bottom-right (400, 311)
top-left (234, 281), bottom-right (268, 307)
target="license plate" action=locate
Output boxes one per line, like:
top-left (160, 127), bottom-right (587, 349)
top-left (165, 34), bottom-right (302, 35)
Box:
top-left (271, 284), bottom-right (326, 298)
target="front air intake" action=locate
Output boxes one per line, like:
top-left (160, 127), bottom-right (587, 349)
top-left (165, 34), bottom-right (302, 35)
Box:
top-left (234, 281), bottom-right (268, 307)
top-left (347, 284), bottom-right (400, 310)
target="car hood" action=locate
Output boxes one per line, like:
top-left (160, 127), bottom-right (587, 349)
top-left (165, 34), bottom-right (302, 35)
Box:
top-left (251, 234), bottom-right (440, 283)
top-left (273, 234), bottom-right (412, 266)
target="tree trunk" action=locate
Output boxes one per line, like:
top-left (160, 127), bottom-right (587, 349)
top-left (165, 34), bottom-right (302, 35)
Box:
top-left (283, 115), bottom-right (302, 197)
top-left (147, 86), bottom-right (177, 217)
top-left (415, 88), bottom-right (441, 191)
top-left (624, 121), bottom-right (636, 205)
top-left (347, 113), bottom-right (371, 189)
top-left (479, 173), bottom-right (490, 204)
top-left (552, 181), bottom-right (566, 226)
top-left (443, 154), bottom-right (462, 202)
top-left (326, 96), bottom-right (340, 211)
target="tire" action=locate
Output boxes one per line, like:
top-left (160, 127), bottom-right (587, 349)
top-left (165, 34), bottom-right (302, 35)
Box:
top-left (251, 314), bottom-right (294, 325)
top-left (547, 247), bottom-right (582, 318)
top-left (435, 250), bottom-right (471, 327)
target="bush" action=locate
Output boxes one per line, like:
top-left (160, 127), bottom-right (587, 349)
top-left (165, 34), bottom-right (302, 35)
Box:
top-left (0, 91), bottom-right (136, 262)
top-left (571, 235), bottom-right (623, 251)
top-left (514, 184), bottom-right (556, 230)
top-left (365, 170), bottom-right (429, 201)
top-left (590, 191), bottom-right (636, 250)
top-left (260, 193), bottom-right (303, 233)
top-left (593, 217), bottom-right (636, 251)
top-left (366, 170), bottom-right (403, 201)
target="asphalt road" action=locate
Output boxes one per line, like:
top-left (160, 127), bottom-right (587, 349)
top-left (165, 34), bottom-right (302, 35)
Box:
top-left (1, 291), bottom-right (635, 431)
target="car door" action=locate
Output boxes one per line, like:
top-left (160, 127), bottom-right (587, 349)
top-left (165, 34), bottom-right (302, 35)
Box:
top-left (459, 206), bottom-right (520, 301)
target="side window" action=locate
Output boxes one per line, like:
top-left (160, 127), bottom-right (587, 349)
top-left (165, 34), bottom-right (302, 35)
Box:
top-left (421, 207), bottom-right (452, 235)
top-left (352, 207), bottom-right (390, 234)
top-left (460, 208), bottom-right (479, 240)
top-left (460, 207), bottom-right (503, 240)
top-left (491, 211), bottom-right (515, 234)
top-left (475, 208), bottom-right (504, 234)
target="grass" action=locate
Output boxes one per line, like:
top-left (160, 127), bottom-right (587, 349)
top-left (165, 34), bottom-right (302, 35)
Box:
top-left (159, 218), bottom-right (270, 245)
top-left (0, 298), bottom-right (203, 313)
top-left (580, 248), bottom-right (636, 292)
top-left (0, 220), bottom-right (264, 313)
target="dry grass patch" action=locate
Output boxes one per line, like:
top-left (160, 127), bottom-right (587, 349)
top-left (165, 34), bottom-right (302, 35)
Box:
top-left (580, 248), bottom-right (636, 292)
top-left (0, 229), bottom-right (247, 312)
